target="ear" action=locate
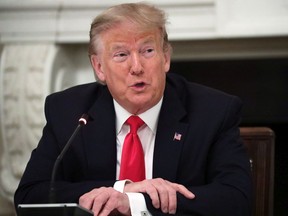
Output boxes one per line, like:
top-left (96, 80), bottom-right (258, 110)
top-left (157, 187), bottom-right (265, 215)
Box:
top-left (90, 55), bottom-right (106, 82)
top-left (163, 49), bottom-right (171, 73)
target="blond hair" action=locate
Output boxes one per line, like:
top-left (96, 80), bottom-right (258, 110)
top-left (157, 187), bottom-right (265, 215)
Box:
top-left (88, 2), bottom-right (171, 56)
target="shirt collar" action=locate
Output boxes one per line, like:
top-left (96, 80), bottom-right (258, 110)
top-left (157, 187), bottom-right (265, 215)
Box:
top-left (114, 98), bottom-right (163, 135)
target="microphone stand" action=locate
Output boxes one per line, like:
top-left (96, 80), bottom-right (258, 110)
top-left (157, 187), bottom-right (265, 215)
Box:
top-left (49, 114), bottom-right (88, 203)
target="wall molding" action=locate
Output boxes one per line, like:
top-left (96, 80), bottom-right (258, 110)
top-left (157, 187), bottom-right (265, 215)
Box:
top-left (1, 0), bottom-right (287, 43)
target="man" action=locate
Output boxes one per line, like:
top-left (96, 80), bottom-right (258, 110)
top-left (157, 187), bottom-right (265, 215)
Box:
top-left (14, 3), bottom-right (252, 216)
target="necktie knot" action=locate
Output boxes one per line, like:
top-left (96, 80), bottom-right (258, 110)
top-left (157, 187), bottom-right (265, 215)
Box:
top-left (126, 115), bottom-right (144, 134)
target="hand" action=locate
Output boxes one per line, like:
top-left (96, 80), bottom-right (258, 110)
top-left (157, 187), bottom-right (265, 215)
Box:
top-left (124, 178), bottom-right (195, 214)
top-left (79, 187), bottom-right (131, 216)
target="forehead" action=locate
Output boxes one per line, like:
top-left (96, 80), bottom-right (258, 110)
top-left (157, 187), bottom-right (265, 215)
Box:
top-left (99, 22), bottom-right (162, 49)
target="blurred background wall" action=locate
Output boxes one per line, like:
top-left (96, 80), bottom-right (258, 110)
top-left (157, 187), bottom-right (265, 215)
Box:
top-left (1, 0), bottom-right (288, 215)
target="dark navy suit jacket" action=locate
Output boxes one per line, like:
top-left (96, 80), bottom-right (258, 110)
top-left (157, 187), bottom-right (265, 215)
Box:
top-left (15, 73), bottom-right (252, 215)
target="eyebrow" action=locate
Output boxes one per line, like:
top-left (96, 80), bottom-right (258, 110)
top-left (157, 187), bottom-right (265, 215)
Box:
top-left (110, 44), bottom-right (126, 52)
top-left (110, 37), bottom-right (156, 51)
top-left (141, 37), bottom-right (156, 46)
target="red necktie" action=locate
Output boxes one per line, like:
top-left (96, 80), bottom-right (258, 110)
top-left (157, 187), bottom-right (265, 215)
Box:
top-left (119, 115), bottom-right (145, 182)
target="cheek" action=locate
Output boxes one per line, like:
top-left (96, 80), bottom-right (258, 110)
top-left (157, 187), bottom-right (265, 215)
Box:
top-left (102, 61), bottom-right (120, 79)
top-left (105, 65), bottom-right (127, 85)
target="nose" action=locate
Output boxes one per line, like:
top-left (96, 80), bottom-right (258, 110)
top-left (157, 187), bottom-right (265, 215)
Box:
top-left (130, 53), bottom-right (143, 75)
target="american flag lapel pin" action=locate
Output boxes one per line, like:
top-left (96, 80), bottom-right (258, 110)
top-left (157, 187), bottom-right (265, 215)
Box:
top-left (173, 132), bottom-right (182, 141)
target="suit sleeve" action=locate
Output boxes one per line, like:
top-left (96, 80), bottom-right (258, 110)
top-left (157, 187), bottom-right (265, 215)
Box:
top-left (14, 93), bottom-right (115, 209)
top-left (144, 96), bottom-right (252, 216)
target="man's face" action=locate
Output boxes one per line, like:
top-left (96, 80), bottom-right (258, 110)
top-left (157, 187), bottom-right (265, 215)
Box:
top-left (91, 22), bottom-right (171, 114)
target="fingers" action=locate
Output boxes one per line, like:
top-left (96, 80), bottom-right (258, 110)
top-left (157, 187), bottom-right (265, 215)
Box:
top-left (79, 179), bottom-right (195, 215)
top-left (171, 182), bottom-right (195, 199)
top-left (124, 178), bottom-right (195, 214)
top-left (146, 179), bottom-right (176, 214)
top-left (79, 187), bottom-right (130, 216)
top-left (79, 188), bottom-right (102, 215)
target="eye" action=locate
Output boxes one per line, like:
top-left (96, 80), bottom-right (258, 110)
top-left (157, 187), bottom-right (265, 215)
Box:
top-left (113, 52), bottom-right (128, 62)
top-left (142, 47), bottom-right (155, 58)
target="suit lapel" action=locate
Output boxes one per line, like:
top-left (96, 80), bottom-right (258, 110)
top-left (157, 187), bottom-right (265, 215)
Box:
top-left (153, 82), bottom-right (189, 181)
top-left (83, 87), bottom-right (117, 180)
top-left (80, 80), bottom-right (189, 181)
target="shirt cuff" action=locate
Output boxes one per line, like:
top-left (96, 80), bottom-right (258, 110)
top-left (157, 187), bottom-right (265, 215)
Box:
top-left (126, 192), bottom-right (150, 216)
top-left (113, 180), bottom-right (128, 192)
top-left (113, 181), bottom-right (151, 216)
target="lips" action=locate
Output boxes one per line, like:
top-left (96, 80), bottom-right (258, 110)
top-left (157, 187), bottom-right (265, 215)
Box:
top-left (129, 81), bottom-right (147, 90)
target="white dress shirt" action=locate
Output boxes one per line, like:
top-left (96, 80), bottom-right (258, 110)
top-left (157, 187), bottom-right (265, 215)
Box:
top-left (113, 98), bottom-right (163, 216)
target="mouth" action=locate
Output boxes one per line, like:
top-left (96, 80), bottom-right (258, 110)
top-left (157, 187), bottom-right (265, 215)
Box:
top-left (134, 82), bottom-right (145, 87)
top-left (129, 81), bottom-right (147, 90)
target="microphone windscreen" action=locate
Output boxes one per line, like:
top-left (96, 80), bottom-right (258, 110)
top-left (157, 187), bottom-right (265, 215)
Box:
top-left (79, 114), bottom-right (89, 125)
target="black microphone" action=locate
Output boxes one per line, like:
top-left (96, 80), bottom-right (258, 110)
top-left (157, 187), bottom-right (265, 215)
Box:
top-left (49, 114), bottom-right (89, 203)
